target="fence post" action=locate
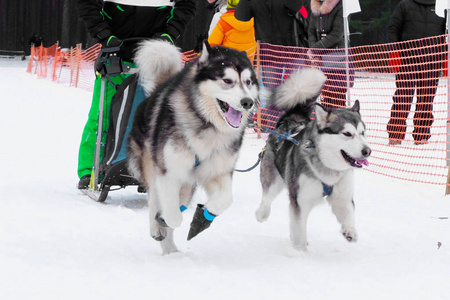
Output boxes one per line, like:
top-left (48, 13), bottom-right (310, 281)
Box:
top-left (342, 0), bottom-right (361, 105)
top-left (255, 40), bottom-right (262, 139)
top-left (445, 10), bottom-right (450, 194)
top-left (74, 44), bottom-right (82, 88)
top-left (344, 15), bottom-right (351, 105)
top-left (27, 46), bottom-right (35, 73)
top-left (37, 45), bottom-right (43, 75)
top-left (52, 46), bottom-right (60, 82)
top-left (69, 46), bottom-right (74, 86)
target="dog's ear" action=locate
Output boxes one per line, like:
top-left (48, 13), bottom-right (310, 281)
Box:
top-left (198, 40), bottom-right (211, 65)
top-left (351, 100), bottom-right (360, 114)
top-left (238, 50), bottom-right (253, 66)
top-left (314, 103), bottom-right (329, 129)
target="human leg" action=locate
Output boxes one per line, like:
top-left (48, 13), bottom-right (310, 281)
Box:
top-left (77, 73), bottom-right (129, 181)
top-left (387, 71), bottom-right (416, 141)
top-left (320, 71), bottom-right (347, 109)
top-left (413, 69), bottom-right (439, 142)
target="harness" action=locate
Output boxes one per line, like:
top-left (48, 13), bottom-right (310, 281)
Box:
top-left (262, 126), bottom-right (334, 197)
top-left (262, 126), bottom-right (314, 149)
top-left (322, 182), bottom-right (333, 197)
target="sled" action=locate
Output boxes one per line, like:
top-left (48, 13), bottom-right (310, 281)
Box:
top-left (85, 45), bottom-right (146, 202)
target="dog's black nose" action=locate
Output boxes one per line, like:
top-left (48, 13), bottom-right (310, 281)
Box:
top-left (240, 98), bottom-right (253, 110)
top-left (362, 147), bottom-right (371, 157)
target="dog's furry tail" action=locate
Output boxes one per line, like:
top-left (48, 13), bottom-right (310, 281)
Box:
top-left (134, 39), bottom-right (182, 96)
top-left (268, 68), bottom-right (326, 111)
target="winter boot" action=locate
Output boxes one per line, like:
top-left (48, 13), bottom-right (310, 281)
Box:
top-left (77, 175), bottom-right (91, 189)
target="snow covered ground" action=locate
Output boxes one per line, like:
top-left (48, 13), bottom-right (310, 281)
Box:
top-left (1, 59), bottom-right (450, 300)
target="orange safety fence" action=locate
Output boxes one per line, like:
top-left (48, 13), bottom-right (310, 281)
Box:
top-left (252, 35), bottom-right (449, 189)
top-left (26, 36), bottom-right (450, 189)
top-left (27, 44), bottom-right (58, 78)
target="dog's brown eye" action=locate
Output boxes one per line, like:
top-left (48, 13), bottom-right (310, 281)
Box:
top-left (343, 132), bottom-right (352, 137)
top-left (245, 79), bottom-right (252, 86)
top-left (223, 78), bottom-right (233, 84)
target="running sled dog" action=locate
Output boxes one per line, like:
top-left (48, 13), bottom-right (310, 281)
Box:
top-left (257, 68), bottom-right (371, 251)
top-left (127, 40), bottom-right (259, 254)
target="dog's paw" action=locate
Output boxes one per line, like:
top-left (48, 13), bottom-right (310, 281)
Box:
top-left (162, 245), bottom-right (179, 255)
top-left (151, 225), bottom-right (167, 241)
top-left (164, 211), bottom-right (183, 229)
top-left (342, 227), bottom-right (358, 242)
top-left (286, 245), bottom-right (311, 257)
top-left (292, 242), bottom-right (309, 252)
top-left (161, 241), bottom-right (179, 255)
top-left (255, 206), bottom-right (270, 222)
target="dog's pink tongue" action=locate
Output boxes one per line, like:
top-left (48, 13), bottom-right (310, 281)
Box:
top-left (224, 107), bottom-right (242, 128)
top-left (357, 159), bottom-right (369, 167)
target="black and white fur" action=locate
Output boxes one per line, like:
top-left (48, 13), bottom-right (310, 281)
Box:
top-left (127, 40), bottom-right (259, 254)
top-left (257, 68), bottom-right (371, 252)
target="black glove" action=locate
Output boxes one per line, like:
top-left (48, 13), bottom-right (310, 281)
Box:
top-left (152, 32), bottom-right (175, 44)
top-left (101, 35), bottom-right (123, 49)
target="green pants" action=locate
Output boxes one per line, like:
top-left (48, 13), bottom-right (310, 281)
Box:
top-left (77, 72), bottom-right (133, 179)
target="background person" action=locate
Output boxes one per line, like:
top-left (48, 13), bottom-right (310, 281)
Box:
top-left (234, 0), bottom-right (310, 88)
top-left (307, 0), bottom-right (348, 109)
top-left (177, 0), bottom-right (223, 52)
top-left (28, 33), bottom-right (42, 47)
top-left (386, 0), bottom-right (446, 145)
top-left (208, 0), bottom-right (256, 61)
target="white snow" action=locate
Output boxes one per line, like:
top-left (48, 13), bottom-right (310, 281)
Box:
top-left (1, 59), bottom-right (449, 300)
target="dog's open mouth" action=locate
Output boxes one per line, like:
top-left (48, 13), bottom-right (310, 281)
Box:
top-left (341, 150), bottom-right (369, 168)
top-left (217, 99), bottom-right (242, 128)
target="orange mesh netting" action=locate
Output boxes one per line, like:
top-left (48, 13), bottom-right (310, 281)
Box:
top-left (252, 36), bottom-right (449, 186)
top-left (26, 36), bottom-right (450, 187)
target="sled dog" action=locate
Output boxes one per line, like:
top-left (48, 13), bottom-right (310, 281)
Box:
top-left (127, 40), bottom-right (259, 254)
top-left (257, 68), bottom-right (371, 251)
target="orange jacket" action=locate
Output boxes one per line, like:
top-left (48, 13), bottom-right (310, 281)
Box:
top-left (208, 10), bottom-right (256, 62)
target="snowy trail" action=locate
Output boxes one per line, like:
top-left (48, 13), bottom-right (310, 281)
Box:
top-left (1, 60), bottom-right (449, 300)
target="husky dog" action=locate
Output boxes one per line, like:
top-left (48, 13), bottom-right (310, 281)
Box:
top-left (127, 40), bottom-right (259, 254)
top-left (257, 68), bottom-right (371, 252)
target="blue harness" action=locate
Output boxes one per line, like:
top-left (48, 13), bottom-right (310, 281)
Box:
top-left (322, 183), bottom-right (333, 196)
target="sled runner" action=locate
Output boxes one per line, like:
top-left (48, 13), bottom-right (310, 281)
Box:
top-left (84, 45), bottom-right (146, 202)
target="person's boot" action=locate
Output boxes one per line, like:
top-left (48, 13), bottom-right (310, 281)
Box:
top-left (77, 175), bottom-right (91, 189)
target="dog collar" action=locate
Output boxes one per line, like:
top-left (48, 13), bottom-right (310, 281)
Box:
top-left (322, 182), bottom-right (333, 196)
top-left (195, 155), bottom-right (200, 167)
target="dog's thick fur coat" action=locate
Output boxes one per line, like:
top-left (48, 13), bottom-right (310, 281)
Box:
top-left (257, 68), bottom-right (371, 251)
top-left (127, 40), bottom-right (259, 254)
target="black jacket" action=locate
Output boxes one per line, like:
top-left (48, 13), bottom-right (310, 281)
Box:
top-left (235, 0), bottom-right (308, 46)
top-left (388, 0), bottom-right (445, 43)
top-left (77, 0), bottom-right (196, 60)
top-left (308, 0), bottom-right (344, 50)
top-left (177, 0), bottom-right (221, 52)
top-left (388, 0), bottom-right (445, 63)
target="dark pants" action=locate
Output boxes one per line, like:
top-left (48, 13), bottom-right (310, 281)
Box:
top-left (387, 64), bottom-right (440, 142)
top-left (321, 70), bottom-right (349, 109)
